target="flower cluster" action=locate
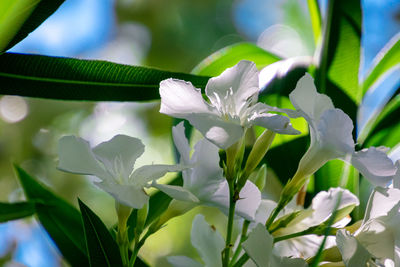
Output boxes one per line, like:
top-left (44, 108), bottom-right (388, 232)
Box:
top-left (57, 60), bottom-right (399, 266)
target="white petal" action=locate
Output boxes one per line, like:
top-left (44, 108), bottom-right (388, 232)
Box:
top-left (160, 78), bottom-right (215, 116)
top-left (296, 109), bottom-right (355, 176)
top-left (95, 181), bottom-right (148, 209)
top-left (249, 113), bottom-right (300, 135)
top-left (92, 135), bottom-right (144, 181)
top-left (336, 229), bottom-right (371, 267)
top-left (191, 214), bottom-right (224, 267)
top-left (351, 147), bottom-right (396, 187)
top-left (363, 187), bottom-right (400, 222)
top-left (289, 73), bottom-right (334, 123)
top-left (172, 122), bottom-right (191, 164)
top-left (392, 161), bottom-right (400, 189)
top-left (242, 223), bottom-right (273, 267)
top-left (236, 181), bottom-right (262, 221)
top-left (189, 114), bottom-right (244, 149)
top-left (317, 109), bottom-right (355, 157)
top-left (57, 136), bottom-right (111, 181)
top-left (356, 219), bottom-right (395, 260)
top-left (302, 187), bottom-right (359, 226)
top-left (188, 138), bottom-right (224, 199)
top-left (130, 164), bottom-right (186, 186)
top-left (206, 60), bottom-right (259, 115)
top-left (152, 182), bottom-right (200, 203)
top-left (254, 199), bottom-right (278, 226)
top-left (167, 256), bottom-right (203, 267)
top-left (206, 181), bottom-right (261, 221)
top-left (270, 254), bottom-right (308, 267)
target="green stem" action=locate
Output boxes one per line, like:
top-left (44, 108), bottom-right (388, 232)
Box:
top-left (265, 202), bottom-right (284, 230)
top-left (232, 254), bottom-right (249, 267)
top-left (128, 229), bottom-right (152, 267)
top-left (230, 220), bottom-right (250, 265)
top-left (223, 181), bottom-right (237, 267)
top-left (117, 229), bottom-right (129, 267)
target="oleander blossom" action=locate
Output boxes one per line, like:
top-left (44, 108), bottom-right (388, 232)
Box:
top-left (337, 187), bottom-right (400, 266)
top-left (159, 60), bottom-right (300, 149)
top-left (286, 74), bottom-right (397, 188)
top-left (57, 135), bottom-right (185, 209)
top-left (152, 122), bottom-right (261, 221)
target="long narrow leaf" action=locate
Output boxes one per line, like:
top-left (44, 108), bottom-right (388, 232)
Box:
top-left (78, 199), bottom-right (122, 267)
top-left (316, 0), bottom-right (362, 104)
top-left (307, 0), bottom-right (322, 45)
top-left (1, 0), bottom-right (65, 52)
top-left (362, 33), bottom-right (400, 96)
top-left (14, 165), bottom-right (89, 266)
top-left (0, 201), bottom-right (35, 222)
top-left (192, 42), bottom-right (280, 76)
top-left (360, 94), bottom-right (400, 148)
top-left (0, 53), bottom-right (210, 101)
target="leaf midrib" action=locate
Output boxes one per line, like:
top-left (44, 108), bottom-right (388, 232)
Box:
top-left (0, 71), bottom-right (207, 88)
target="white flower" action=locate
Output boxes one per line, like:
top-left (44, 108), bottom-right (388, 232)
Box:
top-left (168, 214), bottom-right (225, 267)
top-left (152, 122), bottom-right (261, 221)
top-left (159, 60), bottom-right (300, 149)
top-left (57, 135), bottom-right (184, 209)
top-left (243, 224), bottom-right (308, 267)
top-left (258, 188), bottom-right (358, 259)
top-left (287, 74), bottom-right (397, 187)
top-left (336, 187), bottom-right (400, 266)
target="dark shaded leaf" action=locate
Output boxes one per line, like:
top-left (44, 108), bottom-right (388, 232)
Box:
top-left (145, 174), bottom-right (183, 228)
top-left (14, 165), bottom-right (88, 266)
top-left (0, 53), bottom-right (210, 101)
top-left (262, 136), bottom-right (308, 185)
top-left (3, 0), bottom-right (65, 52)
top-left (0, 202), bottom-right (35, 222)
top-left (361, 94), bottom-right (400, 148)
top-left (78, 199), bottom-right (122, 267)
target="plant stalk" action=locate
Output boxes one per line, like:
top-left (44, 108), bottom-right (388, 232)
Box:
top-left (223, 180), bottom-right (237, 267)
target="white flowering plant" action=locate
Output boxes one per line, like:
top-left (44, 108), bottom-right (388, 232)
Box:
top-left (0, 1), bottom-right (400, 267)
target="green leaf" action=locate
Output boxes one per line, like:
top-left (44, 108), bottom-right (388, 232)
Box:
top-left (307, 0), bottom-right (322, 45)
top-left (0, 52), bottom-right (210, 101)
top-left (78, 199), bottom-right (123, 267)
top-left (360, 94), bottom-right (400, 148)
top-left (316, 0), bottom-right (362, 104)
top-left (191, 42), bottom-right (280, 76)
top-left (144, 174), bottom-right (183, 228)
top-left (1, 0), bottom-right (65, 52)
top-left (314, 160), bottom-right (358, 194)
top-left (262, 136), bottom-right (308, 185)
top-left (14, 165), bottom-right (89, 266)
top-left (0, 201), bottom-right (35, 222)
top-left (362, 33), bottom-right (400, 96)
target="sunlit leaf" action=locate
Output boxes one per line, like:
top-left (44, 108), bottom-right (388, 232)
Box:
top-left (362, 33), bottom-right (400, 96)
top-left (14, 165), bottom-right (89, 266)
top-left (0, 53), bottom-right (210, 101)
top-left (0, 0), bottom-right (65, 52)
top-left (0, 201), bottom-right (35, 222)
top-left (192, 42), bottom-right (280, 76)
top-left (316, 0), bottom-right (362, 104)
top-left (78, 199), bottom-right (123, 267)
top-left (307, 0), bottom-right (322, 45)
